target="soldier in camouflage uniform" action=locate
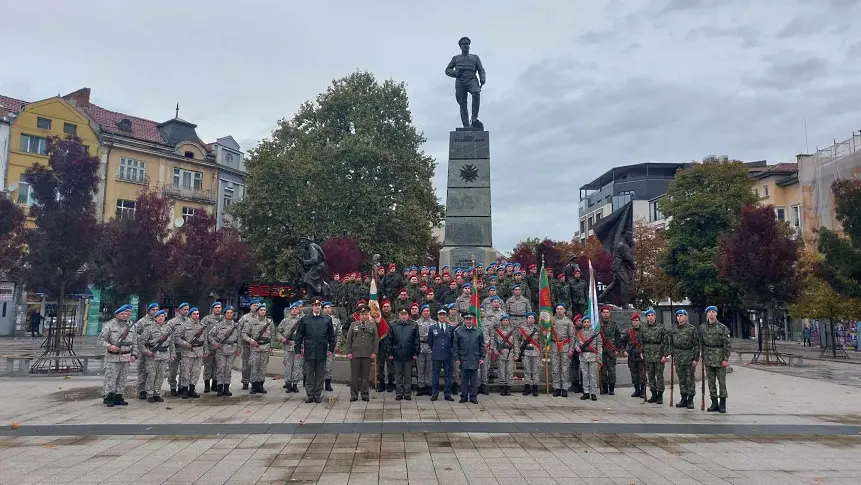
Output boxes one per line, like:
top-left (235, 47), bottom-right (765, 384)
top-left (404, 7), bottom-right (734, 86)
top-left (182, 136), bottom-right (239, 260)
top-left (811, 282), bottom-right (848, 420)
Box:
top-left (278, 302), bottom-right (304, 393)
top-left (97, 305), bottom-right (136, 407)
top-left (599, 306), bottom-right (622, 395)
top-left (670, 309), bottom-right (701, 410)
top-left (175, 306), bottom-right (206, 399)
top-left (504, 284), bottom-right (532, 328)
top-left (439, 280), bottom-right (459, 306)
top-left (238, 299), bottom-right (261, 390)
top-left (701, 305), bottom-right (731, 413)
top-left (551, 273), bottom-right (571, 314)
top-left (416, 305), bottom-right (435, 396)
top-left (200, 301), bottom-right (224, 392)
top-left (377, 299), bottom-right (395, 392)
top-left (575, 315), bottom-right (602, 400)
top-left (550, 304), bottom-right (575, 397)
top-left (242, 303), bottom-right (273, 395)
top-left (454, 284), bottom-right (473, 316)
top-left (621, 313), bottom-right (646, 398)
top-left (641, 309), bottom-right (668, 404)
top-left (208, 306), bottom-right (240, 397)
top-left (138, 310), bottom-right (174, 402)
top-left (134, 302), bottom-right (160, 399)
top-left (515, 313), bottom-right (542, 396)
top-left (569, 269), bottom-right (588, 319)
top-left (525, 264), bottom-right (540, 310)
top-left (393, 289), bottom-right (412, 315)
top-left (422, 290), bottom-right (439, 320)
top-left (323, 301), bottom-right (341, 392)
top-left (491, 314), bottom-right (516, 395)
top-left (481, 286), bottom-right (499, 308)
top-left (167, 302), bottom-right (190, 396)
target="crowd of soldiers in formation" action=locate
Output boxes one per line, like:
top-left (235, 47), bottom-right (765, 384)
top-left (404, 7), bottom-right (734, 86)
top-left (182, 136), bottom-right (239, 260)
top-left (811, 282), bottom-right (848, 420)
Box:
top-left (95, 263), bottom-right (733, 412)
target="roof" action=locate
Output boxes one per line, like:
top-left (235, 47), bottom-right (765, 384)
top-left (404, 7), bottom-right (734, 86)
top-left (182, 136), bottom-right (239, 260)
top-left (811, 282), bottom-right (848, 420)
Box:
top-left (579, 162), bottom-right (689, 191)
top-left (751, 162), bottom-right (798, 180)
top-left (0, 94), bottom-right (26, 119)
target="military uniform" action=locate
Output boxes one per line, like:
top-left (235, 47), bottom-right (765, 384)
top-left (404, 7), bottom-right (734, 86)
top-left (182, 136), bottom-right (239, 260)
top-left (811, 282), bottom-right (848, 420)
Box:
top-left (166, 311), bottom-right (188, 395)
top-left (97, 312), bottom-right (137, 406)
top-left (550, 314), bottom-right (575, 396)
top-left (454, 292), bottom-right (472, 316)
top-left (600, 316), bottom-right (622, 394)
top-left (701, 316), bottom-right (731, 412)
top-left (134, 313), bottom-right (156, 398)
top-left (552, 279), bottom-right (572, 314)
top-left (242, 312), bottom-right (273, 394)
top-left (491, 317), bottom-right (516, 395)
top-left (377, 310), bottom-right (395, 392)
top-left (671, 319), bottom-right (701, 409)
top-left (346, 316), bottom-right (379, 401)
top-left (277, 314), bottom-right (303, 393)
top-left (514, 319), bottom-right (542, 395)
top-left (641, 313), bottom-right (668, 403)
top-left (175, 315), bottom-right (207, 398)
top-left (576, 322), bottom-right (602, 399)
top-left (569, 277), bottom-right (587, 318)
top-left (237, 309), bottom-right (257, 389)
top-left (137, 317), bottom-right (174, 400)
top-left (504, 294), bottom-right (532, 328)
top-left (207, 316), bottom-right (241, 396)
top-left (416, 316), bottom-right (434, 395)
top-left (622, 322), bottom-right (645, 398)
top-left (325, 313), bottom-right (341, 387)
top-left (200, 311), bottom-right (225, 391)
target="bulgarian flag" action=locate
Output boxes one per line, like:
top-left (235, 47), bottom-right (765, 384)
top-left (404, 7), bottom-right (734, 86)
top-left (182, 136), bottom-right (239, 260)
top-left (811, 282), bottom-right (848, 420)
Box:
top-left (587, 259), bottom-right (600, 332)
top-left (369, 273), bottom-right (389, 338)
top-left (538, 262), bottom-right (553, 351)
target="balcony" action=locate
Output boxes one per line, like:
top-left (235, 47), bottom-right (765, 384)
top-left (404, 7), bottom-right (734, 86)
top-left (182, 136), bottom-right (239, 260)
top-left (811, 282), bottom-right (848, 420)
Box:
top-left (115, 172), bottom-right (150, 186)
top-left (158, 183), bottom-right (216, 205)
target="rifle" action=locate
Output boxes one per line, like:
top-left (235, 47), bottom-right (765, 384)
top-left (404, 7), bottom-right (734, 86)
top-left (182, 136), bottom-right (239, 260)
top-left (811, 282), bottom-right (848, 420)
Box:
top-left (206, 323), bottom-right (239, 357)
top-left (516, 327), bottom-right (539, 362)
top-left (145, 325), bottom-right (178, 354)
top-left (188, 324), bottom-right (208, 347)
top-left (254, 319), bottom-right (272, 345)
top-left (700, 356), bottom-right (705, 411)
top-left (669, 335), bottom-right (674, 408)
top-left (575, 332), bottom-right (599, 353)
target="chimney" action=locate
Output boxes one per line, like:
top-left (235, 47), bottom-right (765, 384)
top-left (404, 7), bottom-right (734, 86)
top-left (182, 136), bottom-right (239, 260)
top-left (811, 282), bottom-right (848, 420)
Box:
top-left (64, 88), bottom-right (91, 108)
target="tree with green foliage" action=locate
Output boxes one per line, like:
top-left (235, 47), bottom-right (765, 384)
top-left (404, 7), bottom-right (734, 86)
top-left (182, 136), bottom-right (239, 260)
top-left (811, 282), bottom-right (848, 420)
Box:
top-left (818, 179), bottom-right (861, 299)
top-left (0, 196), bottom-right (25, 281)
top-left (659, 161), bottom-right (758, 307)
top-left (233, 71), bottom-right (444, 281)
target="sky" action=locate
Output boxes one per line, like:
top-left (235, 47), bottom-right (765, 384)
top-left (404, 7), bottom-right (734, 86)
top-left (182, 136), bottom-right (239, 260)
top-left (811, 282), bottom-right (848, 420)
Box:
top-left (2, 0), bottom-right (861, 251)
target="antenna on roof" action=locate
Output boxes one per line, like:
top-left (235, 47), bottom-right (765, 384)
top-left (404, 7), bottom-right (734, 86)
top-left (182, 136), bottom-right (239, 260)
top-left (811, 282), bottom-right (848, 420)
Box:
top-left (175, 103), bottom-right (179, 119)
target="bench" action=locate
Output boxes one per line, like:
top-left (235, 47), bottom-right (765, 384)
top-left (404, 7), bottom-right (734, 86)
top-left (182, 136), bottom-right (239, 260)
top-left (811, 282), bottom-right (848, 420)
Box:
top-left (3, 354), bottom-right (106, 376)
top-left (734, 351), bottom-right (803, 366)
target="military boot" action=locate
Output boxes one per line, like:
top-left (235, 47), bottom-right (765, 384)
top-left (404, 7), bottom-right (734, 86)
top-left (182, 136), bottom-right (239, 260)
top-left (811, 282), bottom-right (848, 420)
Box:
top-left (675, 394), bottom-right (687, 408)
top-left (259, 382), bottom-right (267, 394)
top-left (216, 384), bottom-right (225, 396)
top-left (561, 389), bottom-right (568, 398)
top-left (479, 384), bottom-right (489, 395)
top-left (147, 395), bottom-right (157, 403)
top-left (707, 397), bottom-right (719, 412)
top-left (647, 390), bottom-right (657, 403)
top-left (170, 387), bottom-right (178, 397)
top-left (608, 383), bottom-right (615, 395)
top-left (631, 386), bottom-right (642, 398)
top-left (719, 398), bottom-right (727, 414)
top-left (416, 386), bottom-right (426, 397)
top-left (600, 383), bottom-right (608, 395)
top-left (377, 382), bottom-right (386, 392)
top-left (686, 394), bottom-right (695, 409)
top-left (188, 385), bottom-right (200, 398)
top-left (242, 382), bottom-right (250, 390)
top-left (552, 388), bottom-right (561, 397)
top-left (138, 390), bottom-right (147, 400)
top-left (249, 382), bottom-right (259, 394)
top-left (655, 391), bottom-right (663, 405)
top-left (114, 394), bottom-right (128, 406)
top-left (325, 379), bottom-right (333, 392)
top-left (522, 384), bottom-right (531, 396)
top-left (203, 380), bottom-right (211, 393)
top-left (580, 392), bottom-right (590, 400)
top-left (180, 386), bottom-right (189, 399)
top-left (292, 383), bottom-right (299, 393)
top-left (532, 385), bottom-right (539, 396)
top-left (104, 393), bottom-right (115, 407)
top-left (283, 381), bottom-right (289, 389)
top-left (223, 384), bottom-right (233, 397)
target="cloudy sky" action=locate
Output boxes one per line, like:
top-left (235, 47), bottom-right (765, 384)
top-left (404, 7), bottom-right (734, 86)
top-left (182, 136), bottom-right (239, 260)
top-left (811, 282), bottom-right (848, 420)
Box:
top-left (3, 0), bottom-right (860, 251)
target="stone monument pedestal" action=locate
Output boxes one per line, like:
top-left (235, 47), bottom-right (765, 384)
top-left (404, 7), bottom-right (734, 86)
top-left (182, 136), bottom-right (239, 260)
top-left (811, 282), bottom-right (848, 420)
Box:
top-left (439, 128), bottom-right (496, 268)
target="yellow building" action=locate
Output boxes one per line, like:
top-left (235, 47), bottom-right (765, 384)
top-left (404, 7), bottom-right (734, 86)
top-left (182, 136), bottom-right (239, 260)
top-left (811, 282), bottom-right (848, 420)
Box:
top-left (0, 94), bottom-right (99, 223)
top-left (751, 162), bottom-right (802, 237)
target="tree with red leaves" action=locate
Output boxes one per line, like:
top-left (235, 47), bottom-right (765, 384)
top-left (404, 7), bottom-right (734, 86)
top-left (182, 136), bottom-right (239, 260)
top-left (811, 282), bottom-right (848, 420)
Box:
top-left (322, 235), bottom-right (365, 278)
top-left (535, 239), bottom-right (562, 271)
top-left (167, 209), bottom-right (218, 306)
top-left (212, 228), bottom-right (257, 306)
top-left (509, 239), bottom-right (538, 268)
top-left (576, 236), bottom-right (614, 285)
top-left (717, 205), bottom-right (801, 311)
top-left (0, 196), bottom-right (25, 280)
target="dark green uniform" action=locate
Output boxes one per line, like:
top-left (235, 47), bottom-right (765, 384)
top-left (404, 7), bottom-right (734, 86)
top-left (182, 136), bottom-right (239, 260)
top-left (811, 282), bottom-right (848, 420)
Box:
top-left (642, 319), bottom-right (668, 402)
top-left (600, 318), bottom-right (622, 393)
top-left (671, 323), bottom-right (701, 406)
top-left (701, 320), bottom-right (731, 399)
top-left (569, 277), bottom-right (587, 317)
top-left (621, 325), bottom-right (645, 396)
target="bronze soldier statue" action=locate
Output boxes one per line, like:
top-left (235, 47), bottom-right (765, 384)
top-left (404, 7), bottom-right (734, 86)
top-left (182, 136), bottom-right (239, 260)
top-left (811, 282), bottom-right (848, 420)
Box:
top-left (599, 229), bottom-right (634, 308)
top-left (296, 237), bottom-right (330, 300)
top-left (445, 36), bottom-right (486, 130)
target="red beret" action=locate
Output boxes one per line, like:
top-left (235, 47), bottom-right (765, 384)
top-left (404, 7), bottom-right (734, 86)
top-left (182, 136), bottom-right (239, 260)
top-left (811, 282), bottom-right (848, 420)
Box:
top-left (355, 300), bottom-right (367, 308)
top-left (410, 302), bottom-right (419, 309)
top-left (600, 305), bottom-right (612, 312)
top-left (425, 288), bottom-right (434, 294)
top-left (399, 288), bottom-right (408, 294)
top-left (529, 264), bottom-right (537, 269)
top-left (573, 314), bottom-right (582, 321)
top-left (557, 273), bottom-right (565, 279)
top-left (381, 298), bottom-right (391, 305)
top-left (388, 264), bottom-right (396, 270)
top-left (630, 313), bottom-right (640, 321)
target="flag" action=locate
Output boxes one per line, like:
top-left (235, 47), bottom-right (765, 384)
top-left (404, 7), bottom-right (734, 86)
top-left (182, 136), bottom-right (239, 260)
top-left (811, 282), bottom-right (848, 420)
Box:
top-left (587, 259), bottom-right (600, 332)
top-left (369, 273), bottom-right (389, 339)
top-left (538, 262), bottom-right (553, 350)
top-left (470, 288), bottom-right (481, 327)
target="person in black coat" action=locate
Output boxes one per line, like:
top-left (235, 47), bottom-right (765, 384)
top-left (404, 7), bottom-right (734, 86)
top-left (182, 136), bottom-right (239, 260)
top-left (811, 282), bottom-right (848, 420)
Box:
top-left (453, 313), bottom-right (485, 404)
top-left (294, 298), bottom-right (336, 403)
top-left (387, 308), bottom-right (419, 400)
top-left (427, 308), bottom-right (456, 401)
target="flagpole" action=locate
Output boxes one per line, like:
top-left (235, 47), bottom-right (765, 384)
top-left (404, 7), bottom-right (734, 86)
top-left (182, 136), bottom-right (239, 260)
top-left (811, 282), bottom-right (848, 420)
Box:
top-left (542, 256), bottom-right (550, 395)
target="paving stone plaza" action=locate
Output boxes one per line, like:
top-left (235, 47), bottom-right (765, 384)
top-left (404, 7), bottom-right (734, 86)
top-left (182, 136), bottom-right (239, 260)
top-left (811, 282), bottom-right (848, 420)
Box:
top-left (1, 360), bottom-right (860, 484)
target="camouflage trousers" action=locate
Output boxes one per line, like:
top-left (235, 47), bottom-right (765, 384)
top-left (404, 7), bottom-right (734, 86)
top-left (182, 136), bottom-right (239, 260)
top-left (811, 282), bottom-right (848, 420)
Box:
top-left (417, 353), bottom-right (432, 387)
top-left (645, 361), bottom-right (665, 393)
top-left (145, 359), bottom-right (168, 396)
top-left (202, 354), bottom-right (215, 380)
top-left (215, 353), bottom-right (236, 385)
top-left (452, 359), bottom-right (460, 384)
top-left (706, 366), bottom-right (728, 398)
top-left (601, 351), bottom-right (617, 385)
top-left (550, 350), bottom-right (571, 389)
top-left (168, 352), bottom-right (180, 389)
top-left (629, 357), bottom-right (645, 388)
top-left (137, 355), bottom-right (149, 392)
top-left (570, 356), bottom-right (581, 388)
top-left (580, 360), bottom-right (599, 394)
top-left (674, 357), bottom-right (696, 396)
top-left (241, 345), bottom-right (251, 384)
top-left (479, 357), bottom-right (489, 385)
top-left (282, 348), bottom-right (303, 384)
top-left (325, 352), bottom-right (334, 380)
top-left (521, 355), bottom-right (541, 385)
top-left (496, 358), bottom-right (514, 385)
top-left (103, 362), bottom-right (129, 396)
top-left (179, 355), bottom-right (202, 387)
top-left (248, 350), bottom-right (270, 382)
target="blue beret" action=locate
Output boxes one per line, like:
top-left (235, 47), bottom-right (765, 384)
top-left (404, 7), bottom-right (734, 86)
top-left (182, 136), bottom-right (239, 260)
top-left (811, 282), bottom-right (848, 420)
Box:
top-left (177, 302), bottom-right (189, 309)
top-left (210, 301), bottom-right (222, 309)
top-left (420, 304), bottom-right (429, 311)
top-left (249, 298), bottom-right (261, 305)
top-left (475, 263), bottom-right (483, 268)
top-left (504, 263), bottom-right (512, 268)
top-left (153, 310), bottom-right (167, 318)
top-left (289, 301), bottom-right (301, 309)
top-left (189, 307), bottom-right (199, 314)
top-left (512, 283), bottom-right (521, 289)
top-left (447, 303), bottom-right (456, 310)
top-left (421, 266), bottom-right (428, 270)
top-left (146, 302), bottom-right (159, 312)
top-left (430, 266), bottom-right (436, 270)
top-left (224, 305), bottom-right (234, 313)
top-left (491, 296), bottom-right (502, 302)
top-left (555, 303), bottom-right (566, 310)
top-left (644, 308), bottom-right (656, 316)
top-left (488, 275), bottom-right (497, 280)
top-left (113, 304), bottom-right (131, 314)
top-left (322, 301), bottom-right (332, 307)
top-left (258, 303), bottom-right (266, 309)
top-left (410, 266), bottom-right (417, 270)
top-left (462, 283), bottom-right (471, 289)
top-left (526, 312), bottom-right (536, 317)
top-left (488, 285), bottom-right (497, 290)
top-left (705, 305), bottom-right (718, 313)
top-left (442, 265), bottom-right (449, 269)
top-left (675, 309), bottom-right (688, 316)
top-left (513, 271), bottom-right (522, 276)
top-left (501, 314), bottom-right (509, 320)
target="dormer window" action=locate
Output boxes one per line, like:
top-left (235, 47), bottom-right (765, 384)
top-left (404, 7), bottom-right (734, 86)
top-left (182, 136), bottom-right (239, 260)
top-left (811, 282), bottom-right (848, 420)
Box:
top-left (225, 153), bottom-right (234, 165)
top-left (116, 119), bottom-right (133, 132)
top-left (184, 151), bottom-right (194, 159)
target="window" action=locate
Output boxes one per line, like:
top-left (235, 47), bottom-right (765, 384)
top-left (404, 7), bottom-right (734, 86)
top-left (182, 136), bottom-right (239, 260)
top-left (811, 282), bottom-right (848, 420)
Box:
top-left (116, 199), bottom-right (136, 219)
top-left (225, 153), bottom-right (234, 165)
top-left (595, 210), bottom-right (603, 221)
top-left (763, 184), bottom-right (769, 197)
top-left (650, 200), bottom-right (665, 222)
top-left (16, 177), bottom-right (36, 205)
top-left (223, 184), bottom-right (234, 208)
top-left (63, 123), bottom-right (77, 135)
top-left (173, 168), bottom-right (202, 190)
top-left (791, 205), bottom-right (802, 233)
top-left (580, 218), bottom-right (586, 234)
top-left (182, 206), bottom-right (196, 222)
top-left (775, 206), bottom-right (786, 222)
top-left (184, 151), bottom-right (195, 159)
top-left (20, 134), bottom-right (47, 154)
top-left (36, 117), bottom-right (51, 130)
top-left (119, 158), bottom-right (146, 183)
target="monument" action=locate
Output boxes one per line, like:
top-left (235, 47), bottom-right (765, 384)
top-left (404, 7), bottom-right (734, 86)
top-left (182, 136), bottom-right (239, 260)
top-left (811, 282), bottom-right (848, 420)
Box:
top-left (439, 37), bottom-right (496, 268)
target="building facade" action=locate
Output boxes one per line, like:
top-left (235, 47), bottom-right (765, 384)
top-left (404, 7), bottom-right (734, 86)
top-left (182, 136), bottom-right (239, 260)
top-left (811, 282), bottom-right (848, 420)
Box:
top-left (212, 136), bottom-right (246, 228)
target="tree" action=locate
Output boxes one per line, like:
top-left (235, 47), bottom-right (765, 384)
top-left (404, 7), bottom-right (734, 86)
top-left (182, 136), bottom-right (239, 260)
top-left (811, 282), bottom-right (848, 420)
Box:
top-left (212, 228), bottom-right (257, 307)
top-left (659, 161), bottom-right (758, 307)
top-left (167, 210), bottom-right (218, 305)
top-left (0, 196), bottom-right (26, 280)
top-left (535, 239), bottom-right (563, 273)
top-left (233, 71), bottom-right (444, 280)
top-left (577, 235), bottom-right (614, 285)
top-left (818, 179), bottom-right (861, 299)
top-left (322, 235), bottom-right (365, 278)
top-left (95, 190), bottom-right (174, 303)
top-left (509, 239), bottom-right (539, 268)
top-left (631, 219), bottom-right (678, 308)
top-left (717, 205), bottom-right (801, 311)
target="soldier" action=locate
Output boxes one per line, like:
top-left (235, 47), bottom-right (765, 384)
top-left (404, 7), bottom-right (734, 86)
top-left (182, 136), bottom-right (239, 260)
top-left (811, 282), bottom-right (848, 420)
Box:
top-left (484, 297), bottom-right (504, 327)
top-left (346, 304), bottom-right (379, 402)
top-left (416, 305), bottom-right (435, 396)
top-left (515, 312), bottom-right (542, 396)
top-left (389, 308), bottom-right (420, 400)
top-left (701, 305), bottom-right (731, 413)
top-left (504, 284), bottom-right (532, 328)
top-left (238, 298), bottom-right (261, 390)
top-left (569, 314), bottom-right (583, 394)
top-left (167, 302), bottom-right (190, 396)
top-left (208, 306), bottom-right (240, 397)
top-left (512, 271), bottom-right (530, 302)
top-left (671, 309), bottom-right (701, 410)
top-left (622, 313), bottom-right (645, 398)
top-left (454, 284), bottom-right (473, 316)
top-left (428, 308), bottom-right (456, 401)
top-left (422, 289), bottom-right (439, 320)
top-left (294, 298), bottom-right (336, 404)
top-left (323, 301), bottom-right (341, 392)
top-left (382, 264), bottom-right (404, 301)
top-left (552, 273), bottom-right (572, 313)
top-left (242, 303), bottom-right (273, 395)
top-left (481, 286), bottom-right (499, 308)
top-left (278, 301), bottom-right (303, 394)
top-left (200, 301), bottom-right (225, 393)
top-left (330, 273), bottom-right (343, 317)
top-left (393, 288), bottom-right (412, 315)
top-left (439, 280), bottom-right (459, 306)
top-left (525, 264), bottom-right (540, 310)
top-left (599, 306), bottom-right (622, 395)
top-left (476, 306), bottom-right (491, 395)
top-left (453, 313), bottom-right (485, 404)
top-left (406, 275), bottom-right (422, 303)
top-left (491, 314), bottom-right (516, 395)
top-left (377, 299), bottom-right (395, 392)
top-left (135, 302), bottom-right (160, 400)
top-left (98, 304), bottom-right (136, 407)
top-left (409, 302), bottom-right (420, 321)
top-left (642, 309), bottom-right (668, 404)
top-left (550, 304), bottom-right (575, 397)
top-left (575, 315), bottom-right (602, 400)
top-left (138, 310), bottom-right (174, 402)
top-left (175, 306), bottom-right (206, 399)
top-left (569, 269), bottom-right (588, 320)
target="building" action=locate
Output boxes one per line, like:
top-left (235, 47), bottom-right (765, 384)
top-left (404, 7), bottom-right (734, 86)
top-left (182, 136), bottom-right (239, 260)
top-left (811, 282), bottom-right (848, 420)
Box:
top-left (576, 162), bottom-right (688, 240)
top-left (751, 162), bottom-right (801, 237)
top-left (211, 136), bottom-right (246, 228)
